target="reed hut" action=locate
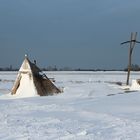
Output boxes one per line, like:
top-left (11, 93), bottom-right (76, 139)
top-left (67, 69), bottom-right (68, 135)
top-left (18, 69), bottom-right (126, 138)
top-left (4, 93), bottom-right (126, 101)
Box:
top-left (11, 55), bottom-right (61, 97)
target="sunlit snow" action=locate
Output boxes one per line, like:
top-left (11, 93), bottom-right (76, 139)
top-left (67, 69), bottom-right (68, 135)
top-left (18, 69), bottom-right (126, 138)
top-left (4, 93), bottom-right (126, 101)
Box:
top-left (0, 71), bottom-right (140, 140)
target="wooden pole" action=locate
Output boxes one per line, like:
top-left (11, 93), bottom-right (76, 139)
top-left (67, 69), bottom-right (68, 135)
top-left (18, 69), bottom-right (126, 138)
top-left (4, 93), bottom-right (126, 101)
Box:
top-left (126, 46), bottom-right (132, 85)
top-left (126, 33), bottom-right (133, 85)
top-left (121, 32), bottom-right (140, 85)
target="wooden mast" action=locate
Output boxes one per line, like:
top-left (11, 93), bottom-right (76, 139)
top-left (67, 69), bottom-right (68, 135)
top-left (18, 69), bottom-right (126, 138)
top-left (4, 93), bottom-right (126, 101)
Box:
top-left (121, 32), bottom-right (140, 85)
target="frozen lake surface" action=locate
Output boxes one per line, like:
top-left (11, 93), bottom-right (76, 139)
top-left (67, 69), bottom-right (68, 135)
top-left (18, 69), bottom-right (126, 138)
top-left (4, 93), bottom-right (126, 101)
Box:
top-left (0, 71), bottom-right (140, 140)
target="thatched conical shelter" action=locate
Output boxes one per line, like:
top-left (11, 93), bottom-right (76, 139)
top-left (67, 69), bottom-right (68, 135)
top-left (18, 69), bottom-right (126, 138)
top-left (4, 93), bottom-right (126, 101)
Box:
top-left (11, 55), bottom-right (61, 97)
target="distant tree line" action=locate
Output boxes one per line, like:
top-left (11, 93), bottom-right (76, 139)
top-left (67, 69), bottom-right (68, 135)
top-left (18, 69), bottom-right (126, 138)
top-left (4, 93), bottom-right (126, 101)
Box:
top-left (124, 64), bottom-right (140, 71)
top-left (42, 64), bottom-right (140, 71)
top-left (0, 64), bottom-right (140, 71)
top-left (0, 65), bottom-right (18, 71)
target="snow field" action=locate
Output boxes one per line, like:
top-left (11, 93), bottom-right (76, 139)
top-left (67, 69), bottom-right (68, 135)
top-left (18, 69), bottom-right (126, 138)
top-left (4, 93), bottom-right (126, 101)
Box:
top-left (0, 71), bottom-right (140, 139)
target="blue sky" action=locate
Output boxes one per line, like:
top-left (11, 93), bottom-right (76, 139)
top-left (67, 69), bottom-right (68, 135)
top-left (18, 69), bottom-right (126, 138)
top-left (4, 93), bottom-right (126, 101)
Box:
top-left (0, 0), bottom-right (140, 69)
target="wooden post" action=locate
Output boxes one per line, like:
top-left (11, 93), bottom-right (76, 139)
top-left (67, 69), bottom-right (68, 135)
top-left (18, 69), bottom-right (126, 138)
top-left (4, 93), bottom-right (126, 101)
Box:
top-left (126, 46), bottom-right (132, 85)
top-left (126, 33), bottom-right (133, 85)
top-left (121, 32), bottom-right (140, 85)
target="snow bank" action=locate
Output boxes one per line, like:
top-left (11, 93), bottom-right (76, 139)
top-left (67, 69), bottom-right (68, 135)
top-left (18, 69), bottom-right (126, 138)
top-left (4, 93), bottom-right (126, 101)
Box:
top-left (130, 79), bottom-right (140, 91)
top-left (121, 79), bottom-right (140, 91)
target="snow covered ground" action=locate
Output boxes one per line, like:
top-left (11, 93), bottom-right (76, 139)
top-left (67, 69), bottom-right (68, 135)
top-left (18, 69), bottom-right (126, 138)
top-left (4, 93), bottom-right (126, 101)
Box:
top-left (0, 71), bottom-right (140, 140)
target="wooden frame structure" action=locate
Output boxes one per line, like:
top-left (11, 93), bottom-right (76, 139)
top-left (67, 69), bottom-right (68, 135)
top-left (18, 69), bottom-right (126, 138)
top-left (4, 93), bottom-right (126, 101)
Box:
top-left (121, 32), bottom-right (140, 85)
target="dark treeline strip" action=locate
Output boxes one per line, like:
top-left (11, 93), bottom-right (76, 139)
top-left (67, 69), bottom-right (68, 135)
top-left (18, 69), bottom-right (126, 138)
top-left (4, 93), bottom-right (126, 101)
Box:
top-left (0, 64), bottom-right (140, 71)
